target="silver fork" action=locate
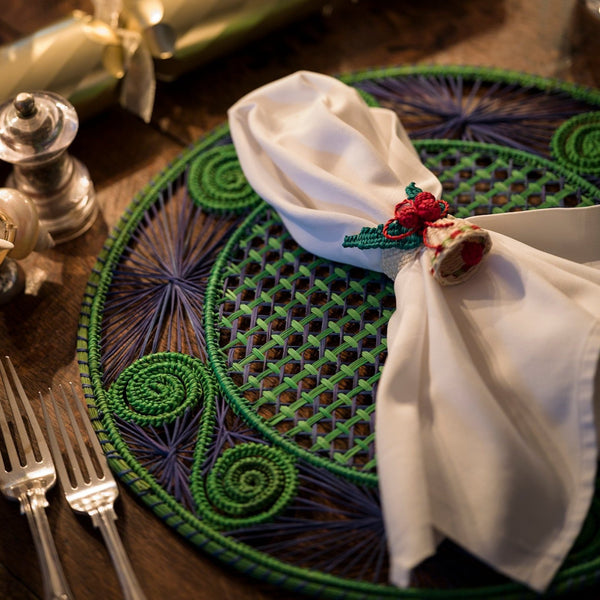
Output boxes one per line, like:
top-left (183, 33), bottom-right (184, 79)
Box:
top-left (41, 383), bottom-right (147, 600)
top-left (0, 356), bottom-right (73, 600)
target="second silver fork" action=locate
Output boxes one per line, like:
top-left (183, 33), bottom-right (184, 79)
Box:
top-left (41, 383), bottom-right (147, 600)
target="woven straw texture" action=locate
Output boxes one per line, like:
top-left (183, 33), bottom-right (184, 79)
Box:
top-left (78, 66), bottom-right (600, 599)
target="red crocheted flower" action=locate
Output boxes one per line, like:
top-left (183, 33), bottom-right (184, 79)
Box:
top-left (414, 191), bottom-right (442, 222)
top-left (394, 202), bottom-right (420, 229)
top-left (383, 192), bottom-right (449, 241)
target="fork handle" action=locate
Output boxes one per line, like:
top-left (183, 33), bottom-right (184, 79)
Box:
top-left (92, 506), bottom-right (148, 600)
top-left (21, 489), bottom-right (73, 600)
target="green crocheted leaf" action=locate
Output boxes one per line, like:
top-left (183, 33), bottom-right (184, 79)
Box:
top-left (342, 222), bottom-right (422, 250)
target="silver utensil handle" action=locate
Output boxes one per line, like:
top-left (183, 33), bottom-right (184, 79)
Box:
top-left (92, 505), bottom-right (147, 600)
top-left (21, 489), bottom-right (73, 600)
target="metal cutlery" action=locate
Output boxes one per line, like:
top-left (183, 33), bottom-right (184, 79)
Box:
top-left (0, 356), bottom-right (73, 600)
top-left (41, 383), bottom-right (147, 600)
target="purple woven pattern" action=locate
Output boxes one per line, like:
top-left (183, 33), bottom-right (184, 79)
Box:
top-left (99, 174), bottom-right (235, 386)
top-left (116, 409), bottom-right (201, 511)
top-left (352, 69), bottom-right (599, 157)
top-left (230, 460), bottom-right (388, 583)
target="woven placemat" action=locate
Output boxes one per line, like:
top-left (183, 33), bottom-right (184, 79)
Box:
top-left (78, 66), bottom-right (600, 599)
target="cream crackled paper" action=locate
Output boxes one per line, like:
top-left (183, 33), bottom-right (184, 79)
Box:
top-left (228, 70), bottom-right (600, 592)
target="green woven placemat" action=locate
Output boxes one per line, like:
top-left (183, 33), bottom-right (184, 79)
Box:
top-left (78, 66), bottom-right (600, 599)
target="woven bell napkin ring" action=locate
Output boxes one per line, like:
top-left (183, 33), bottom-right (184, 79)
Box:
top-left (228, 71), bottom-right (600, 593)
top-left (342, 182), bottom-right (492, 284)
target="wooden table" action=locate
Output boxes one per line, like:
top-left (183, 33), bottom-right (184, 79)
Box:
top-left (0, 1), bottom-right (599, 598)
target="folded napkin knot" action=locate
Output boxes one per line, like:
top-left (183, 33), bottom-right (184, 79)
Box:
top-left (343, 184), bottom-right (492, 284)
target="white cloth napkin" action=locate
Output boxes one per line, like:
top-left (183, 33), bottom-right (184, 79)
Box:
top-left (228, 70), bottom-right (600, 592)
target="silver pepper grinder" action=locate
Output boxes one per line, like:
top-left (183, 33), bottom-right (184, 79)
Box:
top-left (0, 91), bottom-right (98, 243)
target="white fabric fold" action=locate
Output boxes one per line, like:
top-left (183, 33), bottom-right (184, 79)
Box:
top-left (228, 70), bottom-right (600, 592)
top-left (229, 71), bottom-right (440, 272)
top-left (468, 205), bottom-right (600, 266)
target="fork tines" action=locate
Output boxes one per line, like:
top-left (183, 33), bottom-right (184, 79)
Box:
top-left (40, 383), bottom-right (111, 506)
top-left (0, 356), bottom-right (51, 479)
top-left (0, 356), bottom-right (73, 600)
top-left (41, 383), bottom-right (148, 600)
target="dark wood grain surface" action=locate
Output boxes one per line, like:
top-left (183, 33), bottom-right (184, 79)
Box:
top-left (1, 1), bottom-right (599, 599)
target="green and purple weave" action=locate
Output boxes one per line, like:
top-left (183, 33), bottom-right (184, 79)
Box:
top-left (78, 66), bottom-right (600, 600)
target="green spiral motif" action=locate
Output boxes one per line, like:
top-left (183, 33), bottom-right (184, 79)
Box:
top-left (195, 443), bottom-right (297, 529)
top-left (551, 112), bottom-right (600, 174)
top-left (108, 352), bottom-right (210, 426)
top-left (188, 144), bottom-right (262, 213)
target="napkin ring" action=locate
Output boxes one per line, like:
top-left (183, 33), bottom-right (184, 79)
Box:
top-left (343, 184), bottom-right (492, 285)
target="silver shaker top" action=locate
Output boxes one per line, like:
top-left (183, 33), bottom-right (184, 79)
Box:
top-left (0, 91), bottom-right (78, 165)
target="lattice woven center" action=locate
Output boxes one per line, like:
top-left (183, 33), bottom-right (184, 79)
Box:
top-left (217, 210), bottom-right (394, 473)
top-left (213, 142), bottom-right (597, 479)
top-left (425, 147), bottom-right (585, 216)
